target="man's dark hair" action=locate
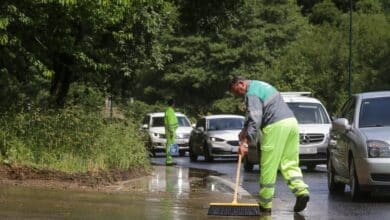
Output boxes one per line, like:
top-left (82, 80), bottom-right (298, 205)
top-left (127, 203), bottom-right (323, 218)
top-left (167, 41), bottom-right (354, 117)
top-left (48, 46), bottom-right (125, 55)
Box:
top-left (167, 98), bottom-right (175, 106)
top-left (229, 76), bottom-right (247, 89)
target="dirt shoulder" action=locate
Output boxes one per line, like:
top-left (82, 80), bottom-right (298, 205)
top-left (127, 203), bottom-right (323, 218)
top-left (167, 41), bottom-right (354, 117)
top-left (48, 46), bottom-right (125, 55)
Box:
top-left (0, 163), bottom-right (150, 192)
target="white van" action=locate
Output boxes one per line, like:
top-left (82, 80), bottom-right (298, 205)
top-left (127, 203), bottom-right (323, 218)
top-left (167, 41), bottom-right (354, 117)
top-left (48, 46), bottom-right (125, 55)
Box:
top-left (244, 92), bottom-right (331, 171)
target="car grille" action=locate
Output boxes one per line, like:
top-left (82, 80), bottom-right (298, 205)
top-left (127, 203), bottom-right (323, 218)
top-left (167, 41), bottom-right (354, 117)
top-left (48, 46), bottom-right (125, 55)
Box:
top-left (371, 174), bottom-right (390, 182)
top-left (300, 133), bottom-right (324, 145)
top-left (176, 133), bottom-right (190, 139)
top-left (212, 148), bottom-right (235, 154)
top-left (299, 152), bottom-right (327, 160)
top-left (227, 141), bottom-right (239, 146)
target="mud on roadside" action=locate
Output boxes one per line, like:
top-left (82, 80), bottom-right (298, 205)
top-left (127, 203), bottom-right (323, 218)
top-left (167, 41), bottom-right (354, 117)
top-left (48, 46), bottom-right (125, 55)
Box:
top-left (0, 163), bottom-right (151, 192)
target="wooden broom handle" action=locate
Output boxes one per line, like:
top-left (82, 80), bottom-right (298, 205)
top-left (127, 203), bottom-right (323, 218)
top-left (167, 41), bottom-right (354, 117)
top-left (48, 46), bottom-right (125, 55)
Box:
top-left (232, 153), bottom-right (242, 204)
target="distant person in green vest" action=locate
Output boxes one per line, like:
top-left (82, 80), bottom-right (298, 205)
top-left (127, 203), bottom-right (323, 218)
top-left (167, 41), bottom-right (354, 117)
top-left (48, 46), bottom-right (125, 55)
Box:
top-left (164, 98), bottom-right (178, 166)
top-left (229, 76), bottom-right (310, 213)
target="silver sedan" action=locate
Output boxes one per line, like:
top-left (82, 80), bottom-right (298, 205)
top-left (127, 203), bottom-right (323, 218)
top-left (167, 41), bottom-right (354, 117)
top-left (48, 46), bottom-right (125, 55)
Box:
top-left (328, 91), bottom-right (390, 200)
top-left (188, 115), bottom-right (244, 162)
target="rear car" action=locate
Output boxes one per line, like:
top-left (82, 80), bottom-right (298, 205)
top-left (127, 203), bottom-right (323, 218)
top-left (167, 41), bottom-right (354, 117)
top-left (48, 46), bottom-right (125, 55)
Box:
top-left (141, 112), bottom-right (192, 156)
top-left (188, 115), bottom-right (244, 162)
top-left (327, 91), bottom-right (390, 200)
top-left (244, 92), bottom-right (331, 171)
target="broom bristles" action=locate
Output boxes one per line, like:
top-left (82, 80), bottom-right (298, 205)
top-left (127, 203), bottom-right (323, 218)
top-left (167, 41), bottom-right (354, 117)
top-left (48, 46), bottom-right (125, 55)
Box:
top-left (208, 203), bottom-right (260, 216)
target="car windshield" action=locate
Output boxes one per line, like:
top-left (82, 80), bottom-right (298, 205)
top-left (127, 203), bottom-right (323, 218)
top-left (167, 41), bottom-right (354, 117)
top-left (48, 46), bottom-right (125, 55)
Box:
top-left (359, 97), bottom-right (390, 128)
top-left (287, 103), bottom-right (330, 124)
top-left (208, 118), bottom-right (244, 131)
top-left (151, 116), bottom-right (191, 127)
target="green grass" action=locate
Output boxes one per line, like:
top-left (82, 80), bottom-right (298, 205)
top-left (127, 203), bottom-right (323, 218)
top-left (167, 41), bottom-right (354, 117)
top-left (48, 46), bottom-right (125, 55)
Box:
top-left (0, 106), bottom-right (150, 174)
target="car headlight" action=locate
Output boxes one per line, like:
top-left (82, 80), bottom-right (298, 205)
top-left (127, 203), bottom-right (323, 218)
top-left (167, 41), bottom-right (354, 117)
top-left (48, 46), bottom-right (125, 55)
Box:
top-left (153, 133), bottom-right (166, 139)
top-left (367, 140), bottom-right (390, 158)
top-left (210, 137), bottom-right (225, 142)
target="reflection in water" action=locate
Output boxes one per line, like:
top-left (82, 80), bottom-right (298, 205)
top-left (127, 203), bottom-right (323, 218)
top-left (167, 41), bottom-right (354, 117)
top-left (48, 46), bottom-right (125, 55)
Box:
top-left (148, 166), bottom-right (190, 195)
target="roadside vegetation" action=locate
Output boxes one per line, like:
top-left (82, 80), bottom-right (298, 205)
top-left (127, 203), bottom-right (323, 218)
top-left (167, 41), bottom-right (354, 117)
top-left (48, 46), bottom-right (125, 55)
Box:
top-left (0, 85), bottom-right (151, 174)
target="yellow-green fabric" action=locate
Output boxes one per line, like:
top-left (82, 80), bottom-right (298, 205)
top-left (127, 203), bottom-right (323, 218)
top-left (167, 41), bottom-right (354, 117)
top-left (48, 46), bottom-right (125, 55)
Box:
top-left (164, 107), bottom-right (178, 164)
top-left (259, 118), bottom-right (309, 209)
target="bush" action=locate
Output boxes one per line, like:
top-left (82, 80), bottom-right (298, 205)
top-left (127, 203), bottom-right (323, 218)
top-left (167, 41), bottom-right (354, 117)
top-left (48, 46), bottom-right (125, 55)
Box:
top-left (0, 106), bottom-right (150, 173)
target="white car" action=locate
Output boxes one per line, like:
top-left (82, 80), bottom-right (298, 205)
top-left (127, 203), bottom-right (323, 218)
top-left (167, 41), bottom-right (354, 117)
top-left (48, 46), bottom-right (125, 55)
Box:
top-left (244, 92), bottom-right (331, 171)
top-left (141, 112), bottom-right (192, 157)
top-left (188, 114), bottom-right (244, 162)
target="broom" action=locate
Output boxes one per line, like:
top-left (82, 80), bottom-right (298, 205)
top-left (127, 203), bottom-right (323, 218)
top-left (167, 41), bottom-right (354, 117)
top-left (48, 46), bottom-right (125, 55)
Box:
top-left (208, 151), bottom-right (260, 216)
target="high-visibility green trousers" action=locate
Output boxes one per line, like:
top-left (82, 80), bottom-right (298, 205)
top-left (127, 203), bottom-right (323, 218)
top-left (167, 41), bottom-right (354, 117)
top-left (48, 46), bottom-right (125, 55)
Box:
top-left (165, 132), bottom-right (176, 164)
top-left (259, 118), bottom-right (309, 209)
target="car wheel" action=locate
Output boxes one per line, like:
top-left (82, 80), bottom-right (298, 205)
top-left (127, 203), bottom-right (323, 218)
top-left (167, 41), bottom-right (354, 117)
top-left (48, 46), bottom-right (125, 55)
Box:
top-left (189, 142), bottom-right (198, 162)
top-left (349, 157), bottom-right (368, 200)
top-left (179, 150), bottom-right (186, 157)
top-left (327, 156), bottom-right (345, 193)
top-left (243, 155), bottom-right (254, 172)
top-left (203, 143), bottom-right (214, 162)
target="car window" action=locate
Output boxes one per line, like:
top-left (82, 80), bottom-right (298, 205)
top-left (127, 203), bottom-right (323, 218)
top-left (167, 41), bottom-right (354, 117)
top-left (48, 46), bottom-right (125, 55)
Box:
top-left (151, 117), bottom-right (164, 127)
top-left (207, 118), bottom-right (244, 131)
top-left (177, 116), bottom-right (191, 127)
top-left (287, 103), bottom-right (330, 124)
top-left (359, 97), bottom-right (390, 128)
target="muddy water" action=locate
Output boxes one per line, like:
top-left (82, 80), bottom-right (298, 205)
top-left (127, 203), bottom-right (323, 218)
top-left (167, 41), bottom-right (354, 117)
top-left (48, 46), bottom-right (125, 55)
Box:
top-left (0, 166), bottom-right (263, 220)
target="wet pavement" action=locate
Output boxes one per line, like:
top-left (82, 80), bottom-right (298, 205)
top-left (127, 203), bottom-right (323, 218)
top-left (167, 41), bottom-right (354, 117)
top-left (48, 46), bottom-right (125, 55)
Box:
top-left (1, 156), bottom-right (390, 219)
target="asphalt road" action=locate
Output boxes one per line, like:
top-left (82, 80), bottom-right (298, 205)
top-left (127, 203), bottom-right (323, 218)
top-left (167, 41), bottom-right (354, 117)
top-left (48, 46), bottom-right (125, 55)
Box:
top-left (152, 153), bottom-right (390, 219)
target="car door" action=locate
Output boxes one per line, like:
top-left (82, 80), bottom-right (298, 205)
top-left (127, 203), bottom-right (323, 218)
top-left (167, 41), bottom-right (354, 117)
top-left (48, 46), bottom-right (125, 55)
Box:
top-left (191, 118), bottom-right (206, 154)
top-left (330, 97), bottom-right (356, 178)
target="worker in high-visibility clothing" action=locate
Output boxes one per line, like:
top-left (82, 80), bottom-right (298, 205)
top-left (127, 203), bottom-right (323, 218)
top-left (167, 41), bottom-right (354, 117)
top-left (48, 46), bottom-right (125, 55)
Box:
top-left (164, 98), bottom-right (178, 166)
top-left (229, 76), bottom-right (309, 213)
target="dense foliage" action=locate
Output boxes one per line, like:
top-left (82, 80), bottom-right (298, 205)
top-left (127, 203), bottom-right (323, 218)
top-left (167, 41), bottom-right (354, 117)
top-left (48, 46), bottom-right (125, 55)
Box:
top-left (1, 0), bottom-right (390, 171)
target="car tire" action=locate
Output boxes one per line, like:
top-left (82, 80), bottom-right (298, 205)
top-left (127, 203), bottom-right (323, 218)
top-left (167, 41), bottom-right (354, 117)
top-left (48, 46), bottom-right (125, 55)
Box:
top-left (203, 143), bottom-right (214, 162)
top-left (349, 157), bottom-right (368, 200)
top-left (179, 150), bottom-right (186, 157)
top-left (189, 142), bottom-right (198, 162)
top-left (243, 155), bottom-right (254, 172)
top-left (327, 156), bottom-right (345, 193)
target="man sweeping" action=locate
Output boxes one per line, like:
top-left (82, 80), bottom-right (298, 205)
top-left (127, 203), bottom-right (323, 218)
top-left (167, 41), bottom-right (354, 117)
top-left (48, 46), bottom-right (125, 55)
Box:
top-left (229, 76), bottom-right (310, 213)
top-left (164, 98), bottom-right (178, 166)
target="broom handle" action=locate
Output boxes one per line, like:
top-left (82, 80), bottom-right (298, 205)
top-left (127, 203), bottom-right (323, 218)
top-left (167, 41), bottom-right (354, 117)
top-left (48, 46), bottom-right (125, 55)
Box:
top-left (232, 153), bottom-right (242, 204)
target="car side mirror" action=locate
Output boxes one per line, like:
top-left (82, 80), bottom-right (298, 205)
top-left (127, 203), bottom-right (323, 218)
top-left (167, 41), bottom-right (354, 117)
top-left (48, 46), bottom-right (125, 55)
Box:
top-left (142, 124), bottom-right (148, 129)
top-left (197, 126), bottom-right (204, 132)
top-left (332, 118), bottom-right (351, 132)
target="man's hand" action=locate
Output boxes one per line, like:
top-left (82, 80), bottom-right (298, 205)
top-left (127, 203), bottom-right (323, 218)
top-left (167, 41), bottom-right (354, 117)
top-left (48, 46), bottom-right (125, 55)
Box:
top-left (238, 141), bottom-right (248, 156)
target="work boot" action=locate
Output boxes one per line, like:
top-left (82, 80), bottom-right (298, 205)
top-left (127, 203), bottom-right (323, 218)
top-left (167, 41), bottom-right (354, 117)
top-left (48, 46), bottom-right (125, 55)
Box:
top-left (294, 195), bottom-right (309, 212)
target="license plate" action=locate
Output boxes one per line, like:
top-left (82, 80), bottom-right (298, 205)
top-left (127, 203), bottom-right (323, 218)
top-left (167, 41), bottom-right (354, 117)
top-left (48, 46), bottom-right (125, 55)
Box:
top-left (300, 147), bottom-right (317, 154)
